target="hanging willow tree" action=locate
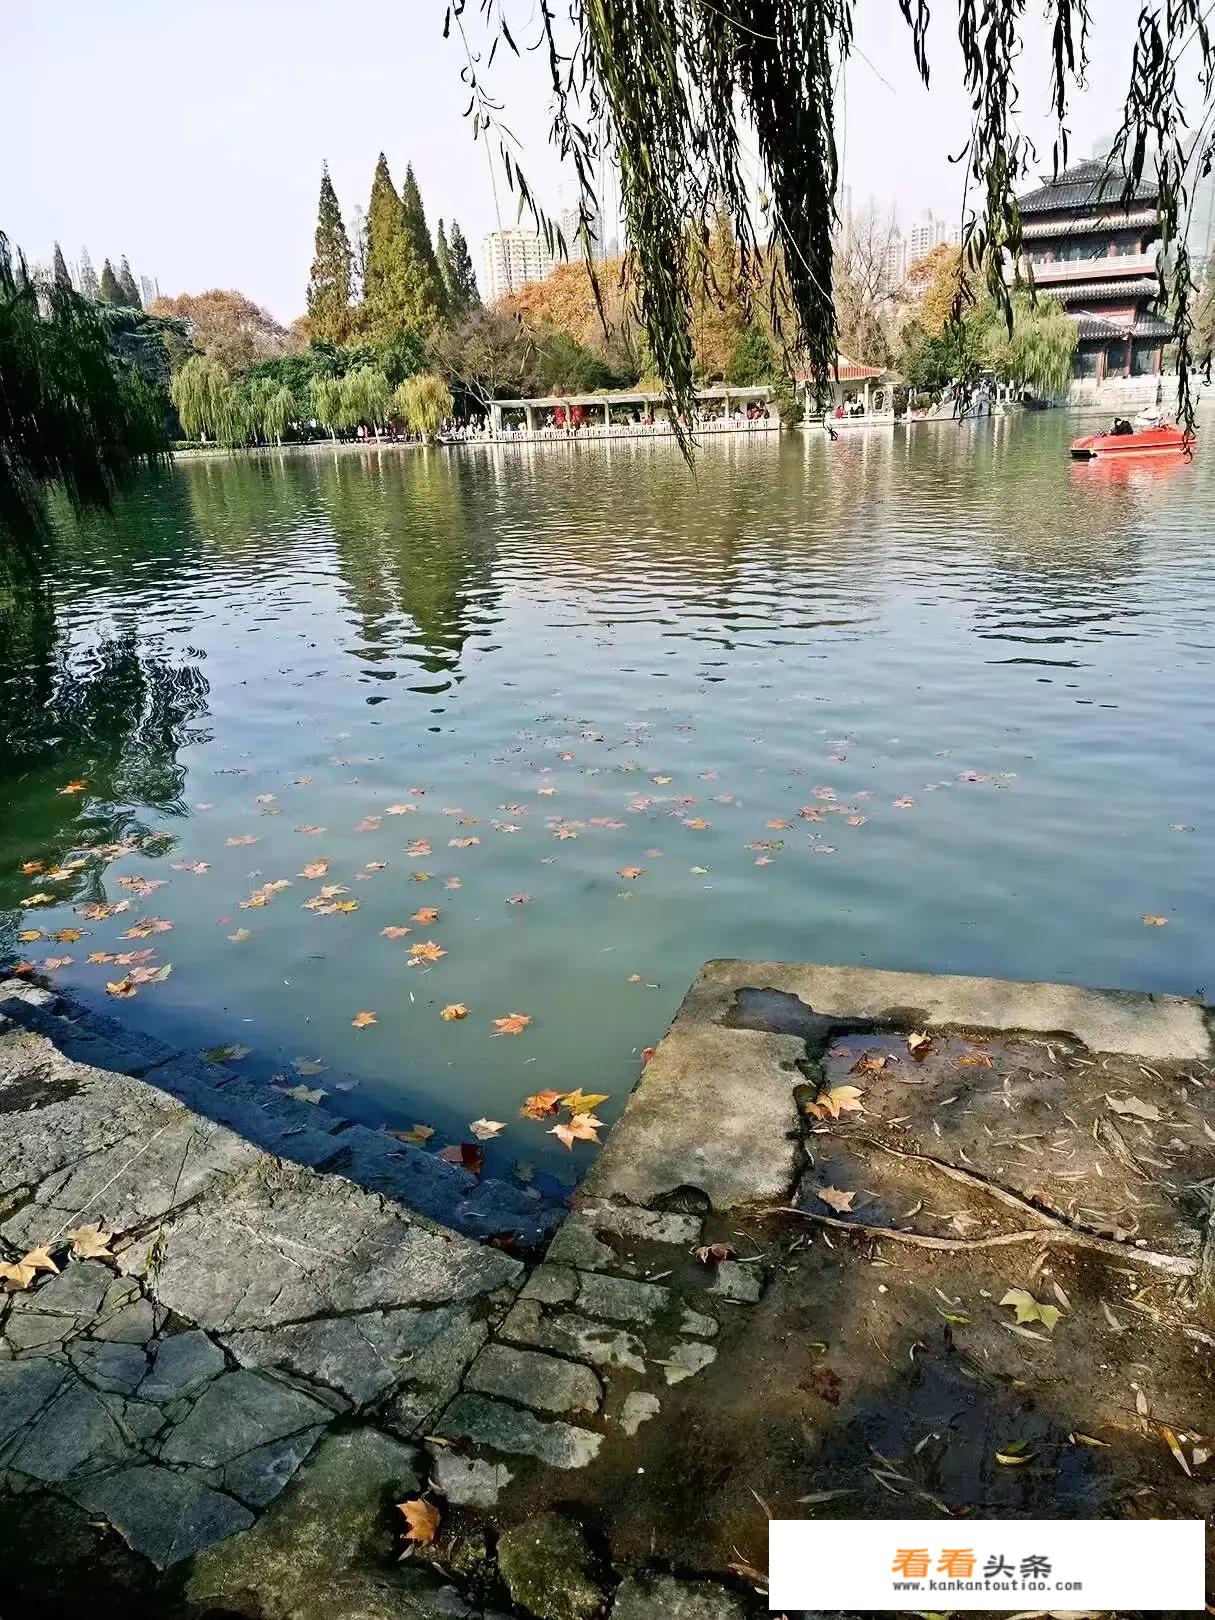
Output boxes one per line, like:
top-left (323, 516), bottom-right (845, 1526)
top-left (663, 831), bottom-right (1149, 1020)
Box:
top-left (450, 0), bottom-right (1214, 432)
top-left (0, 233), bottom-right (165, 553)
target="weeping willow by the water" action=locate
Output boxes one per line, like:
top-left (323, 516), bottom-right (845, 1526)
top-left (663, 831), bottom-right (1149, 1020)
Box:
top-left (394, 371), bottom-right (454, 438)
top-left (454, 0), bottom-right (1214, 432)
top-left (0, 233), bottom-right (166, 560)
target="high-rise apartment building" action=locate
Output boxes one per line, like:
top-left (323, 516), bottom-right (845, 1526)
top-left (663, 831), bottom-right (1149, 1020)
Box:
top-left (481, 227), bottom-right (559, 302)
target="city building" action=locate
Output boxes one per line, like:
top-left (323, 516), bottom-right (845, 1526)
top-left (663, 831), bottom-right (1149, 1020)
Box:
top-left (558, 202), bottom-right (601, 258)
top-left (906, 209), bottom-right (960, 266)
top-left (878, 227), bottom-right (906, 296)
top-left (1014, 157), bottom-right (1167, 384)
top-left (481, 227), bottom-right (559, 303)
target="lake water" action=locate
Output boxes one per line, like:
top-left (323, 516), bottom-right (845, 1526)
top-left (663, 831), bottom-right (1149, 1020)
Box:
top-left (2, 414), bottom-right (1211, 1182)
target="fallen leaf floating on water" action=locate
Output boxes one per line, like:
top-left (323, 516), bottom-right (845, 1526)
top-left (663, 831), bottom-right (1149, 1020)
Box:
top-left (906, 1030), bottom-right (933, 1058)
top-left (493, 1013), bottom-right (531, 1037)
top-left (43, 956), bottom-right (73, 971)
top-left (53, 927), bottom-right (84, 943)
top-left (351, 1010), bottom-right (377, 1029)
top-left (409, 941), bottom-right (446, 965)
top-left (520, 1090), bottom-right (562, 1119)
top-left (560, 1090), bottom-right (609, 1113)
top-left (389, 1124), bottom-right (435, 1144)
top-left (1141, 914), bottom-right (1169, 927)
top-left (956, 1049), bottom-right (995, 1068)
top-left (20, 860), bottom-right (44, 874)
top-left (298, 860), bottom-right (330, 879)
top-left (1106, 1094), bottom-right (1162, 1122)
top-left (396, 1498), bottom-right (440, 1544)
top-left (280, 1084), bottom-right (325, 1104)
top-left (550, 1112), bottom-right (604, 1148)
top-left (850, 1051), bottom-right (889, 1076)
top-left (385, 803), bottom-right (416, 815)
top-left (67, 1223), bottom-right (115, 1261)
top-left (172, 859), bottom-right (210, 873)
top-left (0, 1246), bottom-right (60, 1290)
top-left (695, 1243), bottom-right (737, 1265)
top-left (122, 918), bottom-right (173, 938)
top-left (227, 834), bottom-right (258, 847)
top-left (618, 866), bottom-right (646, 880)
top-left (17, 930), bottom-right (43, 942)
top-left (228, 928), bottom-right (251, 943)
top-left (805, 1084), bottom-right (866, 1121)
top-left (893, 796), bottom-right (915, 810)
top-left (202, 1043), bottom-right (251, 1063)
top-left (449, 837), bottom-right (479, 848)
top-left (440, 1003), bottom-right (469, 1021)
top-left (999, 1288), bottom-right (1062, 1332)
top-left (354, 816), bottom-right (381, 832)
top-left (381, 925), bottom-right (411, 940)
top-left (816, 1186), bottom-right (856, 1213)
top-left (438, 1142), bottom-right (484, 1174)
top-left (407, 840), bottom-right (432, 858)
top-left (469, 1118), bottom-right (505, 1140)
top-left (58, 779), bottom-right (88, 795)
top-left (20, 893), bottom-right (54, 907)
top-left (411, 907), bottom-right (440, 924)
top-left (506, 892), bottom-right (531, 905)
top-left (106, 977), bottom-right (137, 998)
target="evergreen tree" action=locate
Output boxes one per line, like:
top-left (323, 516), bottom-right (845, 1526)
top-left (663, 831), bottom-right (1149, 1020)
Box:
top-left (118, 256), bottom-right (142, 308)
top-left (99, 259), bottom-right (123, 304)
top-left (78, 247), bottom-right (100, 301)
top-left (360, 153), bottom-right (412, 346)
top-left (435, 219), bottom-right (455, 310)
top-left (306, 162), bottom-right (353, 343)
top-left (399, 164), bottom-right (448, 332)
top-left (52, 243), bottom-right (72, 289)
top-left (445, 221), bottom-right (481, 316)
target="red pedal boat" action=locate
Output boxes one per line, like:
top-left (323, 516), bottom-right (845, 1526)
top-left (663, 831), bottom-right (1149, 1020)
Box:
top-left (1070, 420), bottom-right (1192, 458)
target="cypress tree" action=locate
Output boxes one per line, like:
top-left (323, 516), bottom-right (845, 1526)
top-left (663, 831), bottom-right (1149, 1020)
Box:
top-left (99, 258), bottom-right (123, 304)
top-left (446, 221), bottom-right (481, 316)
top-left (360, 153), bottom-right (412, 346)
top-left (118, 256), bottom-right (142, 307)
top-left (78, 247), bottom-right (100, 301)
top-left (52, 243), bottom-right (72, 289)
top-left (399, 164), bottom-right (448, 331)
top-left (306, 163), bottom-right (353, 343)
top-left (435, 220), bottom-right (455, 310)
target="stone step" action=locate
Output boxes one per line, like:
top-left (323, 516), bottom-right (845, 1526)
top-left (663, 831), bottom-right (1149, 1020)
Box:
top-left (0, 982), bottom-right (563, 1247)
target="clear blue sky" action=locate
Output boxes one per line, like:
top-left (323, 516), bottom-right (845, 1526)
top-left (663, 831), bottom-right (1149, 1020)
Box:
top-left (2, 0), bottom-right (1170, 323)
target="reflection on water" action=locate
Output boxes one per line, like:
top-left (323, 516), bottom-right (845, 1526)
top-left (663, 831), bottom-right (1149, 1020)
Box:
top-left (0, 415), bottom-right (1210, 1179)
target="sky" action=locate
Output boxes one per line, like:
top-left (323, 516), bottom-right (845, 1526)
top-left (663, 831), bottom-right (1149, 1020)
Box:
top-left (0, 0), bottom-right (1187, 324)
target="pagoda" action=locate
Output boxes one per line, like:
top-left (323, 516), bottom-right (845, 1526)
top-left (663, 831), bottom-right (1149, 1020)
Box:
top-left (1015, 157), bottom-right (1170, 385)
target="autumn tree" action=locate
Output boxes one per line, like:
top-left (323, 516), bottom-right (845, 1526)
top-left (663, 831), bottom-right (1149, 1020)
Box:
top-left (118, 257), bottom-right (142, 308)
top-left (904, 244), bottom-right (965, 340)
top-left (445, 221), bottom-right (481, 316)
top-left (689, 211), bottom-right (750, 380)
top-left (99, 259), bottom-right (123, 304)
top-left (306, 162), bottom-right (353, 343)
top-left (400, 164), bottom-right (448, 333)
top-left (151, 289), bottom-right (298, 373)
top-left (52, 243), bottom-right (71, 290)
top-left (77, 246), bottom-right (100, 301)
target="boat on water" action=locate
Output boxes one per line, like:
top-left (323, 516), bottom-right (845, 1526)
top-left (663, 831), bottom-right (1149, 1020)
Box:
top-left (1070, 410), bottom-right (1192, 459)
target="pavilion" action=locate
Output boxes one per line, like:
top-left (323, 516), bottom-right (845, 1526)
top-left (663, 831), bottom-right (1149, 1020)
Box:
top-left (484, 385), bottom-right (776, 437)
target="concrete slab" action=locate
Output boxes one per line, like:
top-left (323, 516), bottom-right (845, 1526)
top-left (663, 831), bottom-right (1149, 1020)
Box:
top-left (583, 958), bottom-right (1213, 1209)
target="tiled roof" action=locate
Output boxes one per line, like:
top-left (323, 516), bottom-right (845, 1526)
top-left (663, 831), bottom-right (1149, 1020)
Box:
top-left (1019, 158), bottom-right (1158, 216)
top-left (1072, 311), bottom-right (1172, 341)
top-left (1040, 277), bottom-right (1159, 302)
top-left (1021, 210), bottom-right (1157, 239)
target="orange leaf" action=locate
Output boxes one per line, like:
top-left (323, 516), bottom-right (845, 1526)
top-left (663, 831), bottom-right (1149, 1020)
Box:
top-left (617, 866), bottom-right (646, 880)
top-left (351, 1010), bottom-right (378, 1028)
top-left (58, 779), bottom-right (88, 795)
top-left (440, 1003), bottom-right (469, 1021)
top-left (408, 940), bottom-right (447, 964)
top-left (520, 1089), bottom-right (562, 1119)
top-left (397, 1498), bottom-right (440, 1544)
top-left (299, 860), bottom-right (330, 879)
top-left (493, 1012), bottom-right (531, 1036)
top-left (438, 1141), bottom-right (484, 1174)
top-left (411, 907), bottom-right (440, 924)
top-left (550, 1112), bottom-right (603, 1148)
top-left (381, 925), bottom-right (411, 939)
top-left (696, 1243), bottom-right (737, 1264)
top-left (817, 1185), bottom-right (855, 1213)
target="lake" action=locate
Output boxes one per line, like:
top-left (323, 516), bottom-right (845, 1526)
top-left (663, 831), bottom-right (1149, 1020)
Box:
top-left (2, 414), bottom-right (1211, 1183)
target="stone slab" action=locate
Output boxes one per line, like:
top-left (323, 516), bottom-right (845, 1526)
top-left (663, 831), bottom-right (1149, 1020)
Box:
top-left (158, 1369), bottom-right (331, 1468)
top-left (437, 1393), bottom-right (602, 1469)
top-left (610, 1572), bottom-right (747, 1619)
top-left (465, 1344), bottom-right (602, 1416)
top-left (498, 1299), bottom-right (647, 1373)
top-left (582, 959), bottom-right (1213, 1211)
top-left (74, 1462), bottom-right (254, 1569)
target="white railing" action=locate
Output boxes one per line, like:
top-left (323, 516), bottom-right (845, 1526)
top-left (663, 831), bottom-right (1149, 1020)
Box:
top-left (1012, 252), bottom-right (1158, 284)
top-left (451, 417), bottom-right (781, 447)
